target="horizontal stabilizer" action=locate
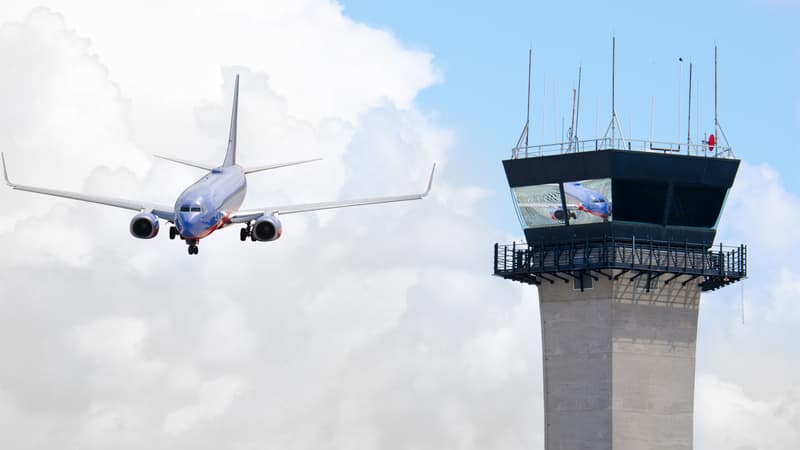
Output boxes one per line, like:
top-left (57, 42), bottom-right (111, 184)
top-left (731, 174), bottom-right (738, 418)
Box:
top-left (243, 158), bottom-right (322, 174)
top-left (153, 155), bottom-right (215, 171)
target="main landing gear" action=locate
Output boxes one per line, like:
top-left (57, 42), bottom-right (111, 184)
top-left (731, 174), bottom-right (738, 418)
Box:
top-left (240, 223), bottom-right (253, 241)
top-left (169, 226), bottom-right (178, 240)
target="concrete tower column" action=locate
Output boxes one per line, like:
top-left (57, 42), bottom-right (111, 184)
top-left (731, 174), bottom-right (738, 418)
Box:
top-left (538, 272), bottom-right (700, 450)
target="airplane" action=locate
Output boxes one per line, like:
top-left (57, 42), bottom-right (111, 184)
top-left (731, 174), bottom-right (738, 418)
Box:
top-left (1, 74), bottom-right (435, 255)
top-left (518, 181), bottom-right (611, 223)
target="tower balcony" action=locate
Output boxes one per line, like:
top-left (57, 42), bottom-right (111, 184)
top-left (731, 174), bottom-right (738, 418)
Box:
top-left (494, 236), bottom-right (746, 292)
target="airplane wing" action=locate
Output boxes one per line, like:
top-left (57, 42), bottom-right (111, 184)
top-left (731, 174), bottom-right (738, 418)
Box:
top-left (228, 164), bottom-right (435, 223)
top-left (2, 153), bottom-right (175, 221)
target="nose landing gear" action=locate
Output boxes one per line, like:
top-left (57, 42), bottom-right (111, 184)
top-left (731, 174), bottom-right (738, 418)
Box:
top-left (186, 239), bottom-right (199, 255)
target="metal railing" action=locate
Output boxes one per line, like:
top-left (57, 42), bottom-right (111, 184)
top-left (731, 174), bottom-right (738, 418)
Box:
top-left (511, 137), bottom-right (735, 160)
top-left (493, 237), bottom-right (746, 291)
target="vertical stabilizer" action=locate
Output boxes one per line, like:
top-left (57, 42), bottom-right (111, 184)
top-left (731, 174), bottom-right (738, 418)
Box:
top-left (223, 74), bottom-right (239, 167)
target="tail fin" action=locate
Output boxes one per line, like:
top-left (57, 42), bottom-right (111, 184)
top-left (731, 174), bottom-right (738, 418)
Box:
top-left (222, 74), bottom-right (239, 167)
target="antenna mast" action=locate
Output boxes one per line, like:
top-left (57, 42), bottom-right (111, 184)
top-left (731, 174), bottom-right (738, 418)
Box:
top-left (603, 36), bottom-right (625, 144)
top-left (568, 88), bottom-right (576, 151)
top-left (687, 62), bottom-right (693, 154)
top-left (514, 49), bottom-right (533, 158)
top-left (714, 45), bottom-right (732, 157)
top-left (526, 47), bottom-right (532, 150)
top-left (573, 66), bottom-right (582, 151)
top-left (715, 45), bottom-right (719, 153)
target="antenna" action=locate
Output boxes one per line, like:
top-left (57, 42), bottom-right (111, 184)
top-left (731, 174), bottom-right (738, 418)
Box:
top-left (687, 62), bottom-right (693, 154)
top-left (513, 49), bottom-right (533, 158)
top-left (568, 88), bottom-right (577, 152)
top-left (526, 47), bottom-right (532, 149)
top-left (574, 65), bottom-right (582, 148)
top-left (603, 36), bottom-right (625, 144)
top-left (678, 57), bottom-right (683, 143)
top-left (715, 45), bottom-right (719, 153)
top-left (714, 45), bottom-right (732, 156)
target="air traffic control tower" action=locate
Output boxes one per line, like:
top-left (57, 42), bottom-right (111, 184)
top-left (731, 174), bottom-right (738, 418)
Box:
top-left (494, 129), bottom-right (747, 446)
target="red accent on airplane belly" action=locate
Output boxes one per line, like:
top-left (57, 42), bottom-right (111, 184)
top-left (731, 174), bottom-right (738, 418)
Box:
top-left (184, 212), bottom-right (231, 240)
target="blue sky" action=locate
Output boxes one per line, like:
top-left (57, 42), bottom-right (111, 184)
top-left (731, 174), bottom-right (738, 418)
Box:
top-left (342, 0), bottom-right (800, 233)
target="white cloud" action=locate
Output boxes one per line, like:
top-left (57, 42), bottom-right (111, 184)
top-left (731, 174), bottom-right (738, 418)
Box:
top-left (0, 4), bottom-right (537, 450)
top-left (696, 375), bottom-right (800, 449)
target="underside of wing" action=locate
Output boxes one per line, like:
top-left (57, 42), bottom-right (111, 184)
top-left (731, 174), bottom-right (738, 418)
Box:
top-left (228, 163), bottom-right (435, 223)
top-left (2, 153), bottom-right (175, 221)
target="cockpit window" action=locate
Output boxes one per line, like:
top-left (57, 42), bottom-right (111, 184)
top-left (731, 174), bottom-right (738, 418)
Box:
top-left (190, 207), bottom-right (203, 212)
top-left (180, 205), bottom-right (203, 213)
top-left (180, 205), bottom-right (191, 212)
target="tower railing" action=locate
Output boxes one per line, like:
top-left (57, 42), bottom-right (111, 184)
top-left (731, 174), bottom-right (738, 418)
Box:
top-left (494, 236), bottom-right (746, 291)
top-left (511, 137), bottom-right (734, 160)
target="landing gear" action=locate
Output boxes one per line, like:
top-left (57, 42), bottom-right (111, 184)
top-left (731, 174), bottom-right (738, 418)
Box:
top-left (241, 222), bottom-right (253, 241)
top-left (169, 226), bottom-right (178, 240)
top-left (186, 239), bottom-right (199, 255)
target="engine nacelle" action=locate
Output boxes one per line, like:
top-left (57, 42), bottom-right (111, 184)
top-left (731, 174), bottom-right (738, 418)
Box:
top-left (130, 212), bottom-right (160, 239)
top-left (549, 206), bottom-right (577, 222)
top-left (251, 215), bottom-right (282, 242)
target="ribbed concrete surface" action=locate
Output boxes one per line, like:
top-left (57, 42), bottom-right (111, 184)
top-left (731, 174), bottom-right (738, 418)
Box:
top-left (538, 272), bottom-right (700, 450)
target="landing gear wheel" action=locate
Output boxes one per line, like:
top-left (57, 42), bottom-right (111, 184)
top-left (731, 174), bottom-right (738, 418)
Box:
top-left (240, 228), bottom-right (248, 241)
top-left (169, 226), bottom-right (178, 240)
top-left (188, 244), bottom-right (199, 255)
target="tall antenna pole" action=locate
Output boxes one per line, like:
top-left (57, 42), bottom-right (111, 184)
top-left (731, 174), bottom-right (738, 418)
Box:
top-left (575, 65), bottom-right (582, 147)
top-left (678, 57), bottom-right (683, 143)
top-left (603, 36), bottom-right (624, 144)
top-left (687, 62), bottom-right (693, 154)
top-left (612, 35), bottom-right (616, 141)
top-left (568, 88), bottom-right (577, 151)
top-left (526, 48), bottom-right (532, 150)
top-left (612, 37), bottom-right (615, 120)
top-left (715, 45), bottom-right (719, 155)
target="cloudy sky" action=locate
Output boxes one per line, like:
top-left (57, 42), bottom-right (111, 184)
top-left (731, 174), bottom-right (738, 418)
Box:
top-left (0, 1), bottom-right (798, 449)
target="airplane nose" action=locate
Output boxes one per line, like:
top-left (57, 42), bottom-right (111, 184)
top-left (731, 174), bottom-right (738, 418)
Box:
top-left (176, 213), bottom-right (199, 238)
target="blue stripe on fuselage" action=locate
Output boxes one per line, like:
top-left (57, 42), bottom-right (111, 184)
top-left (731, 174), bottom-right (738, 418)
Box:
top-left (174, 166), bottom-right (247, 239)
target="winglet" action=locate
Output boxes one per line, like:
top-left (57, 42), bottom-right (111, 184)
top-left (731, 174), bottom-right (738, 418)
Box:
top-left (423, 163), bottom-right (436, 197)
top-left (1, 152), bottom-right (12, 187)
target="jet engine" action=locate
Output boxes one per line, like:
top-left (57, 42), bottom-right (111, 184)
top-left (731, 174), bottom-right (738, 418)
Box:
top-left (130, 212), bottom-right (160, 239)
top-left (251, 215), bottom-right (282, 241)
top-left (549, 206), bottom-right (577, 222)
